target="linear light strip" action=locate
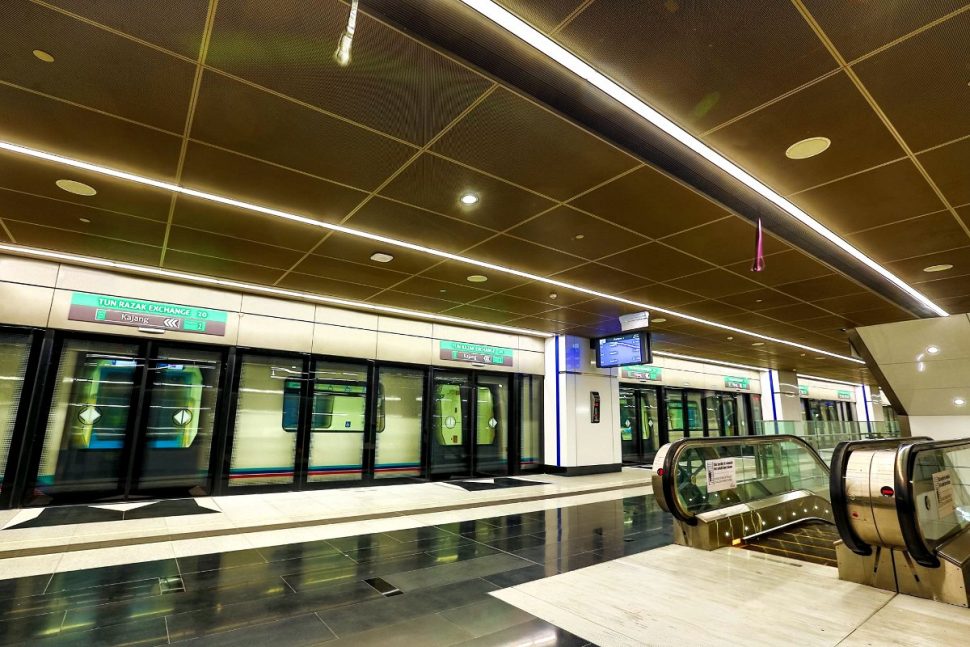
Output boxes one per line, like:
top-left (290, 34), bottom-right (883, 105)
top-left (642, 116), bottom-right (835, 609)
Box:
top-left (652, 351), bottom-right (767, 374)
top-left (0, 140), bottom-right (864, 364)
top-left (0, 243), bottom-right (552, 338)
top-left (458, 0), bottom-right (948, 318)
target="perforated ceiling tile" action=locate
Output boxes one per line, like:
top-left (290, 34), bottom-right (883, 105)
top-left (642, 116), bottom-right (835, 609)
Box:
top-left (375, 291), bottom-right (480, 315)
top-left (179, 142), bottom-right (366, 222)
top-left (757, 302), bottom-right (832, 324)
top-left (468, 293), bottom-right (558, 317)
top-left (913, 274), bottom-right (970, 300)
top-left (555, 0), bottom-right (836, 133)
top-left (568, 297), bottom-right (644, 319)
top-left (461, 235), bottom-right (584, 277)
top-left (0, 83), bottom-right (182, 180)
top-left (5, 221), bottom-right (162, 266)
top-left (495, 0), bottom-right (587, 32)
top-left (506, 205), bottom-right (647, 261)
top-left (44, 0), bottom-right (210, 58)
top-left (664, 268), bottom-right (763, 301)
top-left (0, 190), bottom-right (165, 247)
top-left (598, 242), bottom-right (712, 283)
top-left (662, 217), bottom-right (789, 266)
top-left (443, 303), bottom-right (527, 325)
top-left (431, 87), bottom-right (638, 200)
top-left (779, 273), bottom-right (864, 301)
top-left (347, 197), bottom-right (495, 254)
top-left (276, 270), bottom-right (381, 301)
top-left (718, 288), bottom-right (800, 312)
top-left (551, 263), bottom-right (652, 294)
top-left (705, 72), bottom-right (904, 195)
top-left (569, 166), bottom-right (728, 239)
top-left (886, 245), bottom-right (970, 284)
top-left (314, 233), bottom-right (439, 276)
top-left (163, 249), bottom-right (286, 285)
top-left (379, 153), bottom-right (555, 232)
top-left (846, 210), bottom-right (970, 262)
top-left (292, 253), bottom-right (408, 289)
top-left (853, 10), bottom-right (970, 151)
top-left (1, 2), bottom-right (197, 133)
top-left (420, 261), bottom-right (527, 293)
top-left (166, 226), bottom-right (305, 270)
top-left (390, 275), bottom-right (491, 304)
top-left (618, 283), bottom-right (700, 309)
top-left (191, 71), bottom-right (415, 191)
top-left (723, 250), bottom-right (833, 288)
top-left (677, 300), bottom-right (746, 320)
top-left (503, 281), bottom-right (590, 308)
top-left (917, 137), bottom-right (970, 208)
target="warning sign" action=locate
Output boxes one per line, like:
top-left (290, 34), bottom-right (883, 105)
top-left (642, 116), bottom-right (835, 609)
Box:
top-left (933, 470), bottom-right (955, 518)
top-left (706, 458), bottom-right (737, 493)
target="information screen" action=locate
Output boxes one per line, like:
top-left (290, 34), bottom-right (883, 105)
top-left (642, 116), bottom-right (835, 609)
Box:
top-left (596, 332), bottom-right (651, 368)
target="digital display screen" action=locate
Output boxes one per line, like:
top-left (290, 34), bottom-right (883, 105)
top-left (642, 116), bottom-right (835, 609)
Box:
top-left (596, 332), bottom-right (651, 368)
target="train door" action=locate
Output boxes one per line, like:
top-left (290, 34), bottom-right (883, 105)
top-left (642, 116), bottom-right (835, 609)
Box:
top-left (25, 336), bottom-right (225, 505)
top-left (619, 386), bottom-right (639, 463)
top-left (474, 374), bottom-right (509, 477)
top-left (619, 386), bottom-right (660, 464)
top-left (430, 371), bottom-right (472, 479)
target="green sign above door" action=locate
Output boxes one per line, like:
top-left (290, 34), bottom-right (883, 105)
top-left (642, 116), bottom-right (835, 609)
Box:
top-left (68, 292), bottom-right (228, 336)
top-left (439, 341), bottom-right (514, 366)
top-left (724, 376), bottom-right (751, 390)
top-left (799, 385), bottom-right (809, 396)
top-left (621, 365), bottom-right (662, 381)
top-left (837, 390), bottom-right (853, 400)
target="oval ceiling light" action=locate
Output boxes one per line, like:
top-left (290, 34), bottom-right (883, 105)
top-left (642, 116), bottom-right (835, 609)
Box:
top-left (751, 342), bottom-right (765, 346)
top-left (652, 317), bottom-right (666, 323)
top-left (56, 179), bottom-right (97, 196)
top-left (369, 252), bottom-right (394, 263)
top-left (459, 192), bottom-right (479, 205)
top-left (467, 274), bottom-right (488, 283)
top-left (955, 398), bottom-right (966, 407)
top-left (927, 345), bottom-right (940, 354)
top-left (785, 137), bottom-right (831, 160)
top-left (32, 49), bottom-right (54, 63)
top-left (923, 264), bottom-right (953, 273)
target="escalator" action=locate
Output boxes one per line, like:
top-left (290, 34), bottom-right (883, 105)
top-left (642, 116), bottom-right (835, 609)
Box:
top-left (742, 520), bottom-right (839, 566)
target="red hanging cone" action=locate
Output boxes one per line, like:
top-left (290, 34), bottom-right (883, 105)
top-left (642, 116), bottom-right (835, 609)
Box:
top-left (751, 218), bottom-right (766, 272)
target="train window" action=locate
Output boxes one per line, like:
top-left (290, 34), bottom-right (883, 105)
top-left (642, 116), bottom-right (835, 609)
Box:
top-left (665, 389), bottom-right (685, 443)
top-left (374, 367), bottom-right (423, 479)
top-left (229, 355), bottom-right (302, 487)
top-left (0, 333), bottom-right (32, 490)
top-left (476, 385), bottom-right (498, 445)
top-left (307, 361), bottom-right (367, 482)
top-left (686, 392), bottom-right (704, 435)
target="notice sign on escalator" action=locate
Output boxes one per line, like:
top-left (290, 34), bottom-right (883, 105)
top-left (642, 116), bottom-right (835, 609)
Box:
top-left (933, 470), bottom-right (955, 518)
top-left (706, 458), bottom-right (737, 493)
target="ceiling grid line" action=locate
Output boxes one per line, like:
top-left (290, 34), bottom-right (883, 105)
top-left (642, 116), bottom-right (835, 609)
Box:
top-left (158, 0), bottom-right (221, 267)
top-left (792, 0), bottom-right (970, 244)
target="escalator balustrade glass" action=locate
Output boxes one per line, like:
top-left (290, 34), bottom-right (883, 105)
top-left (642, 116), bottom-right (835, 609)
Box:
top-left (910, 443), bottom-right (970, 553)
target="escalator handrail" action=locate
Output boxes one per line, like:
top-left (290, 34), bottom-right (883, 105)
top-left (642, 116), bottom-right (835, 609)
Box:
top-left (895, 437), bottom-right (970, 568)
top-left (660, 434), bottom-right (829, 525)
top-left (829, 437), bottom-right (931, 557)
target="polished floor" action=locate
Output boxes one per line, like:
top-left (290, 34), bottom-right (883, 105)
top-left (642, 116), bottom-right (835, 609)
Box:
top-left (0, 494), bottom-right (671, 645)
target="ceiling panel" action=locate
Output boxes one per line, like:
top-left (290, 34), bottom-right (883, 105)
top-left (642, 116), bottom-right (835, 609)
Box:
top-left (918, 137), bottom-right (970, 208)
top-left (846, 209), bottom-right (970, 262)
top-left (2, 1), bottom-right (196, 133)
top-left (0, 152), bottom-right (174, 222)
top-left (569, 166), bottom-right (729, 239)
top-left (0, 189), bottom-right (165, 247)
top-left (551, 263), bottom-right (650, 293)
top-left (619, 283), bottom-right (700, 309)
top-left (431, 87), bottom-right (638, 200)
top-left (569, 297), bottom-right (644, 319)
top-left (885, 246), bottom-right (970, 284)
top-left (758, 302), bottom-right (832, 323)
top-left (166, 226), bottom-right (302, 270)
top-left (664, 268), bottom-right (763, 300)
top-left (913, 274), bottom-right (970, 300)
top-left (313, 233), bottom-right (439, 276)
top-left (462, 234), bottom-right (584, 276)
top-left (0, 83), bottom-right (182, 179)
top-left (5, 221), bottom-right (161, 266)
top-left (469, 293), bottom-right (557, 317)
top-left (496, 0), bottom-right (585, 32)
top-left (770, 273), bottom-right (862, 301)
top-left (390, 275), bottom-right (489, 304)
top-left (677, 300), bottom-right (746, 320)
top-left (556, 0), bottom-right (835, 133)
top-left (164, 249), bottom-right (284, 285)
top-left (379, 153), bottom-right (555, 231)
top-left (812, 291), bottom-right (896, 315)
top-left (191, 70), bottom-right (415, 190)
top-left (789, 159), bottom-right (946, 234)
top-left (506, 205), bottom-right (646, 261)
top-left (852, 11), bottom-right (970, 151)
top-left (937, 295), bottom-right (970, 315)
top-left (289, 253), bottom-right (408, 289)
top-left (533, 307), bottom-right (615, 328)
top-left (207, 0), bottom-right (492, 145)
top-left (598, 242), bottom-right (709, 282)
top-left (44, 0), bottom-right (209, 58)
top-left (663, 217), bottom-right (789, 265)
top-left (723, 250), bottom-right (833, 287)
top-left (180, 142), bottom-right (366, 221)
top-left (420, 260), bottom-right (526, 293)
top-left (439, 304), bottom-right (517, 325)
top-left (368, 290), bottom-right (459, 314)
top-left (346, 197), bottom-right (495, 254)
top-left (842, 306), bottom-right (914, 327)
top-left (706, 72), bottom-right (904, 195)
top-left (503, 281), bottom-right (590, 308)
top-left (276, 270), bottom-right (380, 301)
top-left (718, 288), bottom-right (800, 312)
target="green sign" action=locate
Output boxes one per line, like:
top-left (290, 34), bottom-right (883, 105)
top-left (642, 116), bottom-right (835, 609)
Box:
top-left (69, 292), bottom-right (227, 336)
top-left (799, 385), bottom-right (809, 396)
top-left (724, 376), bottom-right (750, 390)
top-left (439, 341), bottom-right (514, 366)
top-left (621, 365), bottom-right (662, 381)
top-left (837, 390), bottom-right (853, 400)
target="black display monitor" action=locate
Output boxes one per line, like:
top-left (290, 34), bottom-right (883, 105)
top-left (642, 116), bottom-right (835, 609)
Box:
top-left (595, 331), bottom-right (652, 368)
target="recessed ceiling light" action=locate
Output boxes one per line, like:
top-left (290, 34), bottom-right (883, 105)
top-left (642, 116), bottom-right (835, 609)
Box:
top-left (459, 192), bottom-right (479, 205)
top-left (55, 179), bottom-right (96, 196)
top-left (652, 317), bottom-right (666, 323)
top-left (751, 342), bottom-right (764, 346)
top-left (548, 292), bottom-right (558, 299)
top-left (574, 234), bottom-right (585, 240)
top-left (439, 289), bottom-right (447, 293)
top-left (755, 299), bottom-right (763, 303)
top-left (923, 264), bottom-right (953, 273)
top-left (32, 49), bottom-right (54, 63)
top-left (78, 217), bottom-right (91, 224)
top-left (726, 336), bottom-right (734, 340)
top-left (369, 252), bottom-right (393, 263)
top-left (815, 357), bottom-right (825, 360)
top-left (954, 398), bottom-right (966, 407)
top-left (927, 345), bottom-right (940, 354)
top-left (467, 274), bottom-right (488, 283)
top-left (785, 137), bottom-right (831, 160)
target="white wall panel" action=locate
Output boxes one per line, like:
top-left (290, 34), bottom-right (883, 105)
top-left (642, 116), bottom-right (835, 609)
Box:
top-left (0, 283), bottom-right (54, 326)
top-left (314, 305), bottom-right (378, 330)
top-left (312, 324), bottom-right (377, 358)
top-left (0, 257), bottom-right (59, 287)
top-left (380, 317), bottom-right (433, 337)
top-left (241, 295), bottom-right (315, 322)
top-left (238, 314), bottom-right (313, 353)
top-left (377, 332), bottom-right (433, 364)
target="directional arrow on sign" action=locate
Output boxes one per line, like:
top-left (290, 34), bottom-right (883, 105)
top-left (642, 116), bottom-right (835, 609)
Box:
top-left (163, 317), bottom-right (181, 329)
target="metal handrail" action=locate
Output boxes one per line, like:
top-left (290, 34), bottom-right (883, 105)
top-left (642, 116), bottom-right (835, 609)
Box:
top-left (659, 434), bottom-right (829, 525)
top-left (895, 437), bottom-right (970, 568)
top-left (829, 437), bottom-right (931, 557)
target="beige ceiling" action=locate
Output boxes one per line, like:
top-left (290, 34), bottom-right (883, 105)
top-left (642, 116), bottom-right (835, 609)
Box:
top-left (0, 0), bottom-right (967, 384)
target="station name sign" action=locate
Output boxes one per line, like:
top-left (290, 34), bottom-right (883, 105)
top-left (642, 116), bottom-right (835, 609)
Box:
top-left (69, 292), bottom-right (227, 336)
top-left (837, 390), bottom-right (853, 400)
top-left (723, 376), bottom-right (750, 390)
top-left (439, 341), bottom-right (513, 366)
top-left (620, 365), bottom-right (662, 381)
